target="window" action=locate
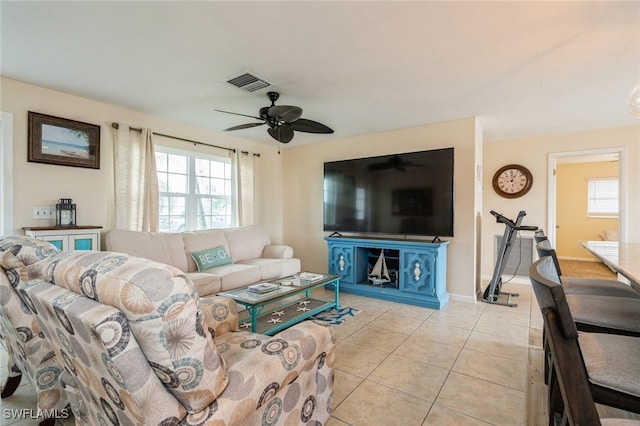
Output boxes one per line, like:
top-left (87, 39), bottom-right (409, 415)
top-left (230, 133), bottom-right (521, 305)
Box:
top-left (587, 177), bottom-right (618, 218)
top-left (155, 146), bottom-right (233, 232)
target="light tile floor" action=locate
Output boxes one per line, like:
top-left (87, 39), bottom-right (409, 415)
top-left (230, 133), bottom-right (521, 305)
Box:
top-left (0, 282), bottom-right (636, 425)
top-left (325, 283), bottom-right (539, 426)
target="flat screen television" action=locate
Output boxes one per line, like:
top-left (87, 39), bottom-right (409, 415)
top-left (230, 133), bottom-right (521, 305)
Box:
top-left (323, 147), bottom-right (454, 237)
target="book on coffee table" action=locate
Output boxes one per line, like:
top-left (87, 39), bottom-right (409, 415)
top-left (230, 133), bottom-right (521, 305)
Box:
top-left (247, 283), bottom-right (279, 294)
top-left (298, 272), bottom-right (325, 282)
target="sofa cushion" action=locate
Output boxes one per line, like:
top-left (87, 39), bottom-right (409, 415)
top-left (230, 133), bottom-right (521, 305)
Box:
top-left (223, 226), bottom-right (271, 262)
top-left (105, 230), bottom-right (189, 272)
top-left (0, 236), bottom-right (61, 277)
top-left (207, 263), bottom-right (262, 292)
top-left (190, 246), bottom-right (232, 271)
top-left (579, 332), bottom-right (640, 397)
top-left (200, 296), bottom-right (239, 338)
top-left (212, 320), bottom-right (335, 422)
top-left (0, 254), bottom-right (69, 418)
top-left (20, 279), bottom-right (185, 423)
top-left (38, 251), bottom-right (229, 413)
top-left (238, 258), bottom-right (301, 281)
top-left (566, 294), bottom-right (640, 334)
top-left (186, 272), bottom-right (221, 296)
top-left (0, 236), bottom-right (62, 308)
top-left (183, 229), bottom-right (230, 272)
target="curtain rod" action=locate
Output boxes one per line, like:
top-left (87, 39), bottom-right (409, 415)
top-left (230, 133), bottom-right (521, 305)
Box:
top-left (111, 122), bottom-right (261, 157)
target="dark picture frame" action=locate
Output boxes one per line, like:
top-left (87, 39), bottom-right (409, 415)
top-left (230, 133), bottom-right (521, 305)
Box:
top-left (28, 111), bottom-right (100, 169)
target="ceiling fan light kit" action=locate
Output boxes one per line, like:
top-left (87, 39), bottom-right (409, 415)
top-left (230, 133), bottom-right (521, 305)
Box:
top-left (216, 91), bottom-right (333, 143)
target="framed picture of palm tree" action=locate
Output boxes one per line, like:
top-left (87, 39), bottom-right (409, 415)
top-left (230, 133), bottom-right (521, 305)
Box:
top-left (28, 111), bottom-right (100, 169)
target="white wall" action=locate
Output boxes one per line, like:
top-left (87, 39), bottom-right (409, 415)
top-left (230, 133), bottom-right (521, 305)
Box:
top-left (0, 78), bottom-right (286, 243)
top-left (282, 117), bottom-right (482, 300)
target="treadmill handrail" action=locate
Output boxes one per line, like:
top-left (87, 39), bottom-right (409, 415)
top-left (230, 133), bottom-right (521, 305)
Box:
top-left (489, 210), bottom-right (537, 231)
top-left (490, 210), bottom-right (517, 228)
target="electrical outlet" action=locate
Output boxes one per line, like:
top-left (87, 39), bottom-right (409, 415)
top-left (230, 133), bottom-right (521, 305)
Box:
top-left (33, 206), bottom-right (55, 219)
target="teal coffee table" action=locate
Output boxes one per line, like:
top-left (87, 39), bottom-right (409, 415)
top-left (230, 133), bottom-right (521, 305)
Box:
top-left (217, 274), bottom-right (340, 335)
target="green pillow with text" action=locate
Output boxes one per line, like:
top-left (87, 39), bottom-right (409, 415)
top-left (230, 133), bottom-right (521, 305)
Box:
top-left (190, 246), bottom-right (232, 271)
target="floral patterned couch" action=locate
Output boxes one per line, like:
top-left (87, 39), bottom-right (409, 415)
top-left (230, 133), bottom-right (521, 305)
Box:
top-left (1, 236), bottom-right (335, 425)
top-left (0, 236), bottom-right (69, 425)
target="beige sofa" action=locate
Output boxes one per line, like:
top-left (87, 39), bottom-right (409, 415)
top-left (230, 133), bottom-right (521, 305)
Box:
top-left (105, 225), bottom-right (300, 297)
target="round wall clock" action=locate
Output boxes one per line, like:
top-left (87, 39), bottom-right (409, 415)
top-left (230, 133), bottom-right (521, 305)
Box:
top-left (492, 164), bottom-right (533, 198)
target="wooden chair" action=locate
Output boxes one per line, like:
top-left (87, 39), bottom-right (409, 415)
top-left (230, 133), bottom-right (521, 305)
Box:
top-left (530, 256), bottom-right (640, 424)
top-left (534, 229), bottom-right (548, 243)
top-left (534, 241), bottom-right (640, 391)
top-left (533, 240), bottom-right (640, 341)
top-left (535, 240), bottom-right (640, 299)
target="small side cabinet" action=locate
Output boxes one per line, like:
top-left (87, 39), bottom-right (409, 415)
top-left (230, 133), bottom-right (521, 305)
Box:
top-left (23, 226), bottom-right (102, 251)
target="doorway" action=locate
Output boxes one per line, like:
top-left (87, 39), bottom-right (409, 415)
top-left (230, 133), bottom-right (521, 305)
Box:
top-left (547, 148), bottom-right (625, 260)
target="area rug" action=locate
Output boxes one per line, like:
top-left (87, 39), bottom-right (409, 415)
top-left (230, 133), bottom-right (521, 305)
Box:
top-left (311, 306), bottom-right (360, 325)
top-left (558, 259), bottom-right (616, 279)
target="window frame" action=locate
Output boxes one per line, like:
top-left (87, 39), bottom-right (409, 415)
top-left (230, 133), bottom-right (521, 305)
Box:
top-left (155, 145), bottom-right (235, 232)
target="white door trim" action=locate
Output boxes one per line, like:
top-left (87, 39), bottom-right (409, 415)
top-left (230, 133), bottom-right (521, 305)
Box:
top-left (0, 111), bottom-right (14, 236)
top-left (547, 147), bottom-right (626, 246)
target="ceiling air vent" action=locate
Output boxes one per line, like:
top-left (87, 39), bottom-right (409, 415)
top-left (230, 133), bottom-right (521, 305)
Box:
top-left (226, 72), bottom-right (271, 92)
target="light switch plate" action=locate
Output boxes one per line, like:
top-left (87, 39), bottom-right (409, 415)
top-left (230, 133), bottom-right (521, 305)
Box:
top-left (33, 206), bottom-right (55, 219)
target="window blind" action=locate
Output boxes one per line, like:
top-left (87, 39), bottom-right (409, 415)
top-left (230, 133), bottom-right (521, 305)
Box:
top-left (587, 177), bottom-right (618, 217)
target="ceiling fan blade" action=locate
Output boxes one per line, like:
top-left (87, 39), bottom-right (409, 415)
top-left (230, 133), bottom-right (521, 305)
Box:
top-left (367, 164), bottom-right (389, 171)
top-left (268, 105), bottom-right (303, 123)
top-left (267, 124), bottom-right (294, 143)
top-left (224, 122), bottom-right (265, 131)
top-left (290, 118), bottom-right (334, 134)
top-left (214, 109), bottom-right (263, 121)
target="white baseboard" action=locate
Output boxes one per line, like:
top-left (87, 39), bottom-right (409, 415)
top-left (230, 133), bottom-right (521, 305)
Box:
top-left (447, 292), bottom-right (478, 303)
top-left (450, 277), bottom-right (532, 304)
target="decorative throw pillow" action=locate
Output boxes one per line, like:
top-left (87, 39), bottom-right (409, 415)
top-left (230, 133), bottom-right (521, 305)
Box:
top-left (190, 246), bottom-right (232, 271)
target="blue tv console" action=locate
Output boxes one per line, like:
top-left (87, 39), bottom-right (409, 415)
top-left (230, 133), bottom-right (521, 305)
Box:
top-left (325, 236), bottom-right (449, 309)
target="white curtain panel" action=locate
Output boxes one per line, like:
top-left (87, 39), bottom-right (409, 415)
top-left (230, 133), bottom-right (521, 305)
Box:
top-left (112, 124), bottom-right (159, 231)
top-left (235, 151), bottom-right (255, 226)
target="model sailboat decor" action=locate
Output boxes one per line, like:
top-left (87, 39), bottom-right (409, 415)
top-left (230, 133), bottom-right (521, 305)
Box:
top-left (368, 250), bottom-right (391, 286)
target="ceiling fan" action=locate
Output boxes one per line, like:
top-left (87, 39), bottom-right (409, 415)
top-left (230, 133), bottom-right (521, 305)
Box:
top-left (215, 91), bottom-right (333, 143)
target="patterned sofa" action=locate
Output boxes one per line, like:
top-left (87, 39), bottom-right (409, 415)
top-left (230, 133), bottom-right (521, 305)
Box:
top-left (0, 236), bottom-right (69, 425)
top-left (1, 236), bottom-right (335, 425)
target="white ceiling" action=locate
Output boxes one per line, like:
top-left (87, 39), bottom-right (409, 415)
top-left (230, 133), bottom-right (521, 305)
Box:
top-left (1, 1), bottom-right (639, 148)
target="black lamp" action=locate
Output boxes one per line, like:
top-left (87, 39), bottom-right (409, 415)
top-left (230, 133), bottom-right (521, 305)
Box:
top-left (56, 198), bottom-right (76, 227)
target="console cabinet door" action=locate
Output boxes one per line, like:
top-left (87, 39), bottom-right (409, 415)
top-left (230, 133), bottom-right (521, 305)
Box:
top-left (328, 245), bottom-right (355, 283)
top-left (68, 233), bottom-right (99, 250)
top-left (400, 250), bottom-right (436, 296)
top-left (24, 227), bottom-right (102, 252)
top-left (38, 234), bottom-right (68, 251)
